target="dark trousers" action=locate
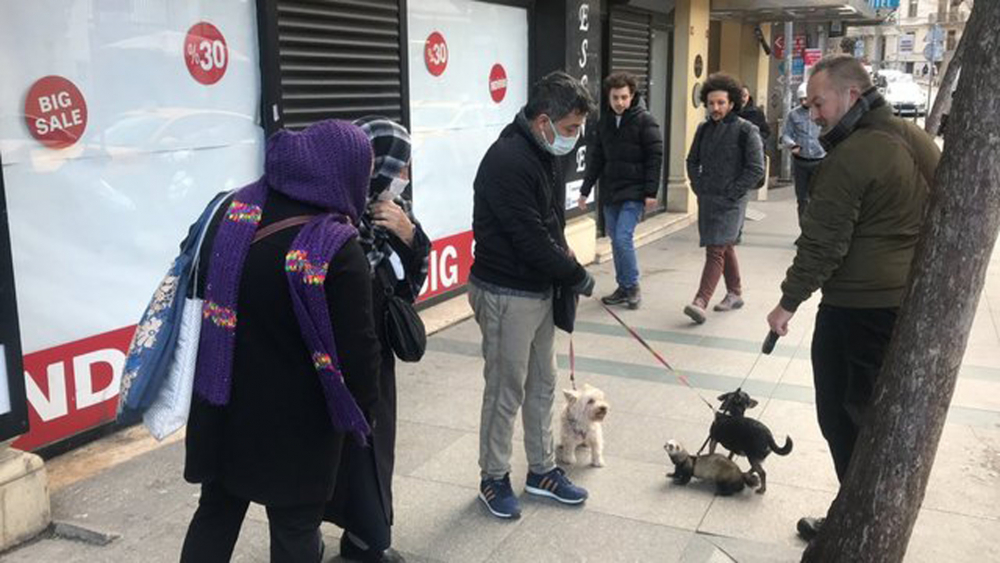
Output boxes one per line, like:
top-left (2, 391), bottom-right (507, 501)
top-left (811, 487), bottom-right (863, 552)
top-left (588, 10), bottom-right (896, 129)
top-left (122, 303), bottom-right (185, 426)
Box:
top-left (811, 305), bottom-right (898, 482)
top-left (694, 245), bottom-right (741, 306)
top-left (329, 440), bottom-right (391, 554)
top-left (793, 157), bottom-right (823, 222)
top-left (180, 481), bottom-right (326, 563)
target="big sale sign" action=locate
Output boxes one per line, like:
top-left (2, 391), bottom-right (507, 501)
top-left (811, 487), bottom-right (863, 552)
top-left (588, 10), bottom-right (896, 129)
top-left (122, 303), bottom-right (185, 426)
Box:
top-left (0, 3), bottom-right (264, 450)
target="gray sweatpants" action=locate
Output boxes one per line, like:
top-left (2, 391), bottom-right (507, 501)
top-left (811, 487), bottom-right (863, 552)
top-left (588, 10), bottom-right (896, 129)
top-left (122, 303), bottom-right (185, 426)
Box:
top-left (469, 281), bottom-right (558, 480)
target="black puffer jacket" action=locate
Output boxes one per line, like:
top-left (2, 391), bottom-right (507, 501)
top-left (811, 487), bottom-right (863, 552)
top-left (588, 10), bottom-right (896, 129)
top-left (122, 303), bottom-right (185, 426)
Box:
top-left (580, 97), bottom-right (664, 203)
top-left (470, 112), bottom-right (588, 293)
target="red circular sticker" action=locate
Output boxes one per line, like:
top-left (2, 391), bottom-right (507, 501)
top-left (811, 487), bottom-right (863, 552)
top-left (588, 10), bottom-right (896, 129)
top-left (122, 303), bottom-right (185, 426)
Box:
top-left (184, 22), bottom-right (228, 85)
top-left (425, 32), bottom-right (448, 77)
top-left (24, 75), bottom-right (88, 149)
top-left (489, 64), bottom-right (507, 103)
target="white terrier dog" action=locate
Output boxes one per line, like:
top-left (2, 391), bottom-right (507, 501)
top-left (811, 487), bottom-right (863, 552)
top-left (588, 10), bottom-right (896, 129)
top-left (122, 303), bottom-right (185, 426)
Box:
top-left (556, 383), bottom-right (610, 467)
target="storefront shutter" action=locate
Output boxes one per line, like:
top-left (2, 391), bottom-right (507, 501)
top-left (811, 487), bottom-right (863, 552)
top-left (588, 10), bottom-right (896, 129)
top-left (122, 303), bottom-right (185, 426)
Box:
top-left (609, 9), bottom-right (652, 91)
top-left (275, 0), bottom-right (405, 129)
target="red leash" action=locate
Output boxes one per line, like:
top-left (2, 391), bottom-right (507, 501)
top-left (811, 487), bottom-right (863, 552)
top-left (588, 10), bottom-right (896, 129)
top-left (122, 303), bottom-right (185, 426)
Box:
top-left (597, 302), bottom-right (716, 413)
top-left (569, 336), bottom-right (577, 390)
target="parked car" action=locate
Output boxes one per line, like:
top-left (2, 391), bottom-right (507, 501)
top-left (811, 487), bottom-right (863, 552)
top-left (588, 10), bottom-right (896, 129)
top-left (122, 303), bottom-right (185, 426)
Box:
top-left (884, 80), bottom-right (927, 117)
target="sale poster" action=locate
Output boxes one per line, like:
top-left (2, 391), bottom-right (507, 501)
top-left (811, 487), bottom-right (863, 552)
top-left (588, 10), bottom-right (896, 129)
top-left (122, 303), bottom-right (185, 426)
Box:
top-left (0, 1), bottom-right (265, 450)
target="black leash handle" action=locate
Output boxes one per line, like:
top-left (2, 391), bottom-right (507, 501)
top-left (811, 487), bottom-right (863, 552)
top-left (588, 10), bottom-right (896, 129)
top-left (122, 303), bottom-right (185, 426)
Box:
top-left (762, 330), bottom-right (780, 355)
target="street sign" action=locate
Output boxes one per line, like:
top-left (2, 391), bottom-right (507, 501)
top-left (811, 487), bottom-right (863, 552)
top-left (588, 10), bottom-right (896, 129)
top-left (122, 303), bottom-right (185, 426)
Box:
top-left (923, 42), bottom-right (945, 62)
top-left (868, 0), bottom-right (900, 8)
top-left (924, 24), bottom-right (945, 62)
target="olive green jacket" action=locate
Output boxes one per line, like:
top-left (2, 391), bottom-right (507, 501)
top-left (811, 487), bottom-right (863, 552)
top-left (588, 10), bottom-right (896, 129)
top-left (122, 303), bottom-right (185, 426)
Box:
top-left (780, 105), bottom-right (941, 312)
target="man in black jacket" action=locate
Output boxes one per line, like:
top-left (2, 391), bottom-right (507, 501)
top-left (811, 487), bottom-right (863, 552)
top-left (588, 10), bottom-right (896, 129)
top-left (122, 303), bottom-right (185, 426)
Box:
top-left (470, 71), bottom-right (596, 520)
top-left (578, 72), bottom-right (663, 309)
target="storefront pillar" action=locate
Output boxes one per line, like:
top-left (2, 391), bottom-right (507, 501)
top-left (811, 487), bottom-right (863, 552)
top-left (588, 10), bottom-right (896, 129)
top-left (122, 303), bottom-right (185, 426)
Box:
top-left (666, 0), bottom-right (710, 214)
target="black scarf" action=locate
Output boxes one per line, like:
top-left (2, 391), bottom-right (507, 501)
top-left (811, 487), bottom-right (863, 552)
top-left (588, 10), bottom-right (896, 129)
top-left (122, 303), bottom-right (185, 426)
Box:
top-left (819, 87), bottom-right (885, 151)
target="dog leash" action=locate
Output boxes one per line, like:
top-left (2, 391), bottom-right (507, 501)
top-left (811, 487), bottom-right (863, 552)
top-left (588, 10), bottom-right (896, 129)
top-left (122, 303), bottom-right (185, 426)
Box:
top-left (568, 336), bottom-right (577, 391)
top-left (734, 330), bottom-right (781, 392)
top-left (597, 301), bottom-right (716, 413)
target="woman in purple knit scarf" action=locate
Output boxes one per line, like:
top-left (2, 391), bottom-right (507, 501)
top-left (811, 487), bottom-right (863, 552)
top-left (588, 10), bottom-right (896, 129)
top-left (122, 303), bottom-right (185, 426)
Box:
top-left (180, 120), bottom-right (382, 563)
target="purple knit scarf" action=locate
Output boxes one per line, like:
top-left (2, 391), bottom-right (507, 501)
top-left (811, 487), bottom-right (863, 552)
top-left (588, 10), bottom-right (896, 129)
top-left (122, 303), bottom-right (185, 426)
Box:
top-left (194, 120), bottom-right (374, 444)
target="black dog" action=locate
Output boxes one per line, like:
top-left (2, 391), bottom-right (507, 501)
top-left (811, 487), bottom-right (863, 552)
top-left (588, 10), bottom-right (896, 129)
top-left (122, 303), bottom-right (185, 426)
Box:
top-left (706, 390), bottom-right (792, 494)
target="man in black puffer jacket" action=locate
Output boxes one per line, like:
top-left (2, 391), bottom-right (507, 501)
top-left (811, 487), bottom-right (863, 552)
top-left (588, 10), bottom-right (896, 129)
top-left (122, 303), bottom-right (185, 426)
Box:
top-left (470, 71), bottom-right (596, 521)
top-left (578, 72), bottom-right (663, 309)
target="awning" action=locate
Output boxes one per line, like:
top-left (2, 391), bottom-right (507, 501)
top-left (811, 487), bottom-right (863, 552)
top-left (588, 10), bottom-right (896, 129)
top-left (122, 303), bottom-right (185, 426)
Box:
top-left (711, 0), bottom-right (881, 23)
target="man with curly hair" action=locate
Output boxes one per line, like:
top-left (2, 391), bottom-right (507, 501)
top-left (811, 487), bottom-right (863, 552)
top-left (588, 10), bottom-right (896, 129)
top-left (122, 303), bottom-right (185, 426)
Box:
top-left (684, 73), bottom-right (764, 323)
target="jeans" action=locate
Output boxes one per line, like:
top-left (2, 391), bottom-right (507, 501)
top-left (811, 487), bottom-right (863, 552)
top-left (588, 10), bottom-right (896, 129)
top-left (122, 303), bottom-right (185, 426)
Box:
top-left (811, 305), bottom-right (898, 481)
top-left (603, 199), bottom-right (644, 289)
top-left (468, 281), bottom-right (557, 480)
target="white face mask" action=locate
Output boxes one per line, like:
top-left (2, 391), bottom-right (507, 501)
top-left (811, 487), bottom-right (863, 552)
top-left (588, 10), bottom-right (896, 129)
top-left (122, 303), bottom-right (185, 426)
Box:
top-left (379, 176), bottom-right (409, 201)
top-left (543, 117), bottom-right (580, 156)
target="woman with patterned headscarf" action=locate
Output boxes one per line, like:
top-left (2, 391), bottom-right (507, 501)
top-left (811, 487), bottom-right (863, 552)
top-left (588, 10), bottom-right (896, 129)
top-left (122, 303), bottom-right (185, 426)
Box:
top-left (325, 116), bottom-right (431, 563)
top-left (180, 120), bottom-right (382, 562)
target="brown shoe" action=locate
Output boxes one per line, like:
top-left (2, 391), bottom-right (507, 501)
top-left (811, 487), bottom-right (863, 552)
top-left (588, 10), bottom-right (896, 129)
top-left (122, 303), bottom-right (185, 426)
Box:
top-left (713, 293), bottom-right (744, 312)
top-left (683, 302), bottom-right (707, 324)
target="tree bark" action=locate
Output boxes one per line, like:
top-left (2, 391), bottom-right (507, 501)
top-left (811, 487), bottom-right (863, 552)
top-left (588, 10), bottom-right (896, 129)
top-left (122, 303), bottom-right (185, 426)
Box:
top-left (924, 30), bottom-right (966, 137)
top-left (803, 1), bottom-right (1000, 562)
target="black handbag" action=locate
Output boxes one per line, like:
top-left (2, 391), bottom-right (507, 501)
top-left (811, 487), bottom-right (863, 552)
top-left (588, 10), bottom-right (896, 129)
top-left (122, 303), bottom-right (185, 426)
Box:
top-left (376, 263), bottom-right (427, 362)
top-left (553, 284), bottom-right (579, 334)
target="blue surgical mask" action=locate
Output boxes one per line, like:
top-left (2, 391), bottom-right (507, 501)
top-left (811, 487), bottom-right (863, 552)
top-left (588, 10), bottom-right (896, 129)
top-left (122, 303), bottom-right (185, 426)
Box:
top-left (543, 117), bottom-right (580, 156)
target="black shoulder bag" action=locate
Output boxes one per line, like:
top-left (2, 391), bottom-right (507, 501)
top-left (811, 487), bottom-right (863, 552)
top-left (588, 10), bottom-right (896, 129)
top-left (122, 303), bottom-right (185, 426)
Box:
top-left (549, 204), bottom-right (579, 334)
top-left (375, 261), bottom-right (427, 362)
top-left (553, 283), bottom-right (579, 333)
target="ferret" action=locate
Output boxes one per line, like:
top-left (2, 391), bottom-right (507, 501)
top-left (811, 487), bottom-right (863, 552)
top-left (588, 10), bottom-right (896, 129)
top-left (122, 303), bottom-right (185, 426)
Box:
top-left (665, 440), bottom-right (759, 495)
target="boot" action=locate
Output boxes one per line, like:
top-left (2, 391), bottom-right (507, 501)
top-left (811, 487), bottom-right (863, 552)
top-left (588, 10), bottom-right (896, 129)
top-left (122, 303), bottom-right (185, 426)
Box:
top-left (626, 285), bottom-right (641, 310)
top-left (340, 535), bottom-right (406, 563)
top-left (796, 516), bottom-right (825, 542)
top-left (601, 286), bottom-right (628, 306)
top-left (713, 293), bottom-right (744, 312)
top-left (683, 300), bottom-right (707, 324)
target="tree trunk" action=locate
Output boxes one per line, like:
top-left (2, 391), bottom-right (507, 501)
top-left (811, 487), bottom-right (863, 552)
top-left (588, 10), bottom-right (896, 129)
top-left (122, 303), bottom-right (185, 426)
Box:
top-left (803, 2), bottom-right (1000, 562)
top-left (924, 30), bottom-right (966, 137)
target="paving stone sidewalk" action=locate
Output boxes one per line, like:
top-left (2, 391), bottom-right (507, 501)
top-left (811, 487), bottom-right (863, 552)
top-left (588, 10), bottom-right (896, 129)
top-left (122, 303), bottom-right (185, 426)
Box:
top-left (5, 187), bottom-right (999, 562)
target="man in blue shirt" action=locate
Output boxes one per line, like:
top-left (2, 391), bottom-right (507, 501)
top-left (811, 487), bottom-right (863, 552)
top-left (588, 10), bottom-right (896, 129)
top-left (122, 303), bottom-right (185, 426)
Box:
top-left (781, 82), bottom-right (826, 222)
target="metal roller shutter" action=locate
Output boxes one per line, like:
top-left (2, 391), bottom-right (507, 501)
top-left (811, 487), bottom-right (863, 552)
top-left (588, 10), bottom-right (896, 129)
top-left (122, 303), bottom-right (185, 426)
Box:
top-left (275, 0), bottom-right (405, 129)
top-left (609, 9), bottom-right (652, 91)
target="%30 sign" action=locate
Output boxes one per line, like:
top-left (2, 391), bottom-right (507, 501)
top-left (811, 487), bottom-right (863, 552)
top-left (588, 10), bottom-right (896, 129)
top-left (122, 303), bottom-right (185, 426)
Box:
top-left (184, 21), bottom-right (229, 85)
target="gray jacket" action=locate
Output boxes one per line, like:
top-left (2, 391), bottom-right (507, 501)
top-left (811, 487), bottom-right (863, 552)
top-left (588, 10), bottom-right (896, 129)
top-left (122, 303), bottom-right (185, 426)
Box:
top-left (686, 113), bottom-right (765, 246)
top-left (781, 105), bottom-right (825, 160)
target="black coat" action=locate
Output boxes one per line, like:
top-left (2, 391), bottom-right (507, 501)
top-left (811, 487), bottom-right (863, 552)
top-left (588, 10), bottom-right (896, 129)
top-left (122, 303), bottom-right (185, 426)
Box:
top-left (326, 220), bottom-right (431, 528)
top-left (184, 191), bottom-right (382, 507)
top-left (580, 98), bottom-right (664, 203)
top-left (739, 102), bottom-right (771, 145)
top-left (469, 112), bottom-right (587, 293)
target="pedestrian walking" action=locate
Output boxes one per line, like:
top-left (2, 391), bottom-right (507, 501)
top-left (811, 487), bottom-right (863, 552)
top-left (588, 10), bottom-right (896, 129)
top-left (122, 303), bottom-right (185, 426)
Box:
top-left (683, 73), bottom-right (765, 324)
top-left (180, 120), bottom-right (382, 563)
top-left (324, 117), bottom-right (431, 563)
top-left (469, 71), bottom-right (596, 520)
top-left (765, 55), bottom-right (940, 541)
top-left (578, 71), bottom-right (663, 310)
top-left (781, 82), bottom-right (827, 222)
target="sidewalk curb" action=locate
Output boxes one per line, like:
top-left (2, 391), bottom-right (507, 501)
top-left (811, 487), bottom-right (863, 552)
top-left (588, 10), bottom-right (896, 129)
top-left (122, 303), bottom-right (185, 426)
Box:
top-left (594, 212), bottom-right (695, 264)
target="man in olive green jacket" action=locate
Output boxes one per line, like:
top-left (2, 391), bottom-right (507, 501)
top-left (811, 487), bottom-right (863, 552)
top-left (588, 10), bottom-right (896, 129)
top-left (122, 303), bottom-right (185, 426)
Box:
top-left (766, 55), bottom-right (941, 541)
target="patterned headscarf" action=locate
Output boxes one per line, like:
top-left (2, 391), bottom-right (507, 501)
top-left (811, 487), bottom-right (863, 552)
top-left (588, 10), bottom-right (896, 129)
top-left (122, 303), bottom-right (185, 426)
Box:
top-left (194, 120), bottom-right (374, 444)
top-left (352, 117), bottom-right (421, 280)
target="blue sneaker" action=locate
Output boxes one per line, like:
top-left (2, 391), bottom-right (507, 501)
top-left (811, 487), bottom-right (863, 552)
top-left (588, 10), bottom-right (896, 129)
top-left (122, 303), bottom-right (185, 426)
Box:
top-left (525, 467), bottom-right (588, 504)
top-left (479, 474), bottom-right (521, 519)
